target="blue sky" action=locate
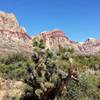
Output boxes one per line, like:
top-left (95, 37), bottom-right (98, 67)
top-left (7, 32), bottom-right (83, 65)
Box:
top-left (0, 0), bottom-right (100, 41)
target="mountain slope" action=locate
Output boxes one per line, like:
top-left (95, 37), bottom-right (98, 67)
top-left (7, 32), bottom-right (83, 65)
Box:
top-left (37, 29), bottom-right (100, 55)
top-left (0, 11), bottom-right (32, 55)
top-left (0, 11), bottom-right (99, 55)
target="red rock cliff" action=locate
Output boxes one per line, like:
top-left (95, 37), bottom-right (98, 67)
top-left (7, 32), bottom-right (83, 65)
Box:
top-left (0, 11), bottom-right (32, 55)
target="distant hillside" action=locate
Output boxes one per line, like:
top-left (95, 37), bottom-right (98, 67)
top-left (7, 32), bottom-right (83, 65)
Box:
top-left (0, 11), bottom-right (100, 56)
top-left (34, 29), bottom-right (100, 55)
top-left (0, 11), bottom-right (32, 55)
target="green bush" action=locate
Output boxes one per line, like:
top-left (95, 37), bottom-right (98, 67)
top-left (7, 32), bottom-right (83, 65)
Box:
top-left (62, 74), bottom-right (100, 100)
top-left (0, 54), bottom-right (34, 80)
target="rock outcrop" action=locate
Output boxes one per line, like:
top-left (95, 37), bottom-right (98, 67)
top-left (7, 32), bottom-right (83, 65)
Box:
top-left (39, 29), bottom-right (70, 52)
top-left (38, 30), bottom-right (100, 55)
top-left (0, 11), bottom-right (32, 56)
top-left (0, 77), bottom-right (24, 100)
top-left (77, 38), bottom-right (100, 55)
top-left (0, 11), bottom-right (99, 55)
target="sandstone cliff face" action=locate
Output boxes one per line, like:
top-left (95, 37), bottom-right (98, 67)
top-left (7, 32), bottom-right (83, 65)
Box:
top-left (0, 11), bottom-right (32, 55)
top-left (0, 11), bottom-right (99, 55)
top-left (38, 30), bottom-right (100, 55)
top-left (39, 29), bottom-right (70, 52)
top-left (77, 38), bottom-right (100, 55)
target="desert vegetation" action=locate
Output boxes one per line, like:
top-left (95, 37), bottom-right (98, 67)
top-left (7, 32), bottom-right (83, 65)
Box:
top-left (0, 37), bottom-right (100, 100)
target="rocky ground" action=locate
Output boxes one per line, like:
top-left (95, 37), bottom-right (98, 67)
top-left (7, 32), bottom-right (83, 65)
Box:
top-left (0, 77), bottom-right (24, 100)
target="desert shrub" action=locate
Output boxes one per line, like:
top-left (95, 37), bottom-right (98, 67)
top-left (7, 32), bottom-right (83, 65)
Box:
top-left (0, 36), bottom-right (100, 100)
top-left (0, 54), bottom-right (34, 80)
top-left (0, 62), bottom-right (25, 79)
top-left (89, 62), bottom-right (100, 70)
top-left (72, 54), bottom-right (100, 71)
top-left (11, 96), bottom-right (20, 100)
top-left (62, 81), bottom-right (82, 100)
top-left (61, 74), bottom-right (100, 100)
top-left (79, 74), bottom-right (100, 100)
top-left (5, 54), bottom-right (28, 65)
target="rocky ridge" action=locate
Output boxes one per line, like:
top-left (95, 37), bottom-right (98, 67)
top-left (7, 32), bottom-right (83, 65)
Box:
top-left (39, 30), bottom-right (100, 55)
top-left (0, 11), bottom-right (32, 55)
top-left (39, 29), bottom-right (70, 52)
top-left (0, 11), bottom-right (100, 55)
top-left (76, 38), bottom-right (100, 55)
